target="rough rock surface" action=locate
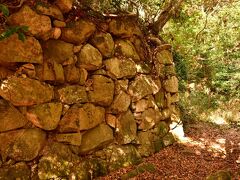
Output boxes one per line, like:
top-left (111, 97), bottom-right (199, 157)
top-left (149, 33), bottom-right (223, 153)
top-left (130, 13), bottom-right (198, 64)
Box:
top-left (55, 0), bottom-right (73, 13)
top-left (164, 76), bottom-right (179, 93)
top-left (0, 99), bottom-right (28, 132)
top-left (91, 32), bottom-right (115, 58)
top-left (26, 102), bottom-right (62, 130)
top-left (38, 142), bottom-right (79, 179)
top-left (137, 131), bottom-right (155, 156)
top-left (43, 39), bottom-right (74, 64)
top-left (117, 110), bottom-right (137, 144)
top-left (128, 75), bottom-right (160, 102)
top-left (156, 50), bottom-right (174, 65)
top-left (78, 124), bottom-right (114, 154)
top-left (61, 19), bottom-right (96, 44)
top-left (0, 162), bottom-right (31, 180)
top-left (0, 34), bottom-right (43, 65)
top-left (104, 57), bottom-right (136, 79)
top-left (0, 77), bottom-right (54, 106)
top-left (105, 145), bottom-right (142, 171)
top-left (8, 5), bottom-right (52, 40)
top-left (36, 4), bottom-right (64, 20)
top-left (55, 132), bottom-right (82, 146)
top-left (89, 75), bottom-right (114, 106)
top-left (58, 103), bottom-right (105, 132)
top-left (77, 44), bottom-right (102, 70)
top-left (109, 18), bottom-right (142, 37)
top-left (110, 90), bottom-right (131, 113)
top-left (115, 39), bottom-right (140, 61)
top-left (57, 85), bottom-right (88, 104)
top-left (0, 129), bottom-right (46, 161)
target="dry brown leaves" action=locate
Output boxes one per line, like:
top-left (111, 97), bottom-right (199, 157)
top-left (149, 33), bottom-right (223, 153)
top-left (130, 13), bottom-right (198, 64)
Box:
top-left (99, 121), bottom-right (240, 180)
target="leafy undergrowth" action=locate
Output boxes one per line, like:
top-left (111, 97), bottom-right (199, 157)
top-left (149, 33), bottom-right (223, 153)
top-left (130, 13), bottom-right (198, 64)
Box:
top-left (99, 121), bottom-right (240, 179)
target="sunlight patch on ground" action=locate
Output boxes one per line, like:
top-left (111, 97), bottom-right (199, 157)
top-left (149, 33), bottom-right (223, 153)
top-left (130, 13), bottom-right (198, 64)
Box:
top-left (208, 114), bottom-right (228, 125)
top-left (170, 122), bottom-right (227, 158)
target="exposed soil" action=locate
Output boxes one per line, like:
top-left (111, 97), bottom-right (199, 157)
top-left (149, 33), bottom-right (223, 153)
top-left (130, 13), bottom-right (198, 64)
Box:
top-left (99, 121), bottom-right (240, 179)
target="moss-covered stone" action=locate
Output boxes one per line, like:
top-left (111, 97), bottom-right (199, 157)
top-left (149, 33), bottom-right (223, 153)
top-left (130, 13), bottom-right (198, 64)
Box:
top-left (104, 145), bottom-right (142, 171)
top-left (91, 32), bottom-right (115, 58)
top-left (57, 85), bottom-right (88, 104)
top-left (0, 162), bottom-right (30, 180)
top-left (55, 132), bottom-right (82, 146)
top-left (88, 75), bottom-right (114, 106)
top-left (117, 110), bottom-right (137, 144)
top-left (78, 124), bottom-right (114, 154)
top-left (0, 34), bottom-right (43, 65)
top-left (26, 102), bottom-right (62, 130)
top-left (110, 90), bottom-right (131, 114)
top-left (61, 19), bottom-right (96, 44)
top-left (0, 129), bottom-right (46, 161)
top-left (77, 44), bottom-right (102, 70)
top-left (43, 39), bottom-right (74, 64)
top-left (104, 57), bottom-right (137, 79)
top-left (8, 5), bottom-right (52, 40)
top-left (109, 18), bottom-right (142, 37)
top-left (38, 142), bottom-right (79, 179)
top-left (115, 39), bottom-right (140, 61)
top-left (0, 77), bottom-right (54, 106)
top-left (0, 99), bottom-right (28, 132)
top-left (128, 75), bottom-right (160, 102)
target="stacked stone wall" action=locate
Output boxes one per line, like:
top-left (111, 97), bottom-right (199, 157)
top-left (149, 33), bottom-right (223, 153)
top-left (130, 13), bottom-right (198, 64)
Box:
top-left (0, 1), bottom-right (179, 179)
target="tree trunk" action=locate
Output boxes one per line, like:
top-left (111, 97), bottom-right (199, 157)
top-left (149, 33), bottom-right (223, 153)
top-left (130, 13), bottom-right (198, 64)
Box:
top-left (151, 0), bottom-right (184, 35)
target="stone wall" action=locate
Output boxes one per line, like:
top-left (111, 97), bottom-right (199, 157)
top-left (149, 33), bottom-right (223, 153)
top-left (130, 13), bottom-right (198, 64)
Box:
top-left (0, 1), bottom-right (179, 179)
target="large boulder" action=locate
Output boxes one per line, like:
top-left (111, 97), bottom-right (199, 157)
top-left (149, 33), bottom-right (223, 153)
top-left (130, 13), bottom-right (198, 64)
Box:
top-left (116, 110), bottom-right (137, 144)
top-left (77, 44), bottom-right (102, 70)
top-left (43, 40), bottom-right (74, 64)
top-left (128, 75), bottom-right (160, 102)
top-left (64, 64), bottom-right (80, 83)
top-left (0, 162), bottom-right (31, 180)
top-left (104, 57), bottom-right (137, 79)
top-left (38, 142), bottom-right (79, 179)
top-left (55, 0), bottom-right (73, 13)
top-left (8, 5), bottom-right (52, 40)
top-left (138, 108), bottom-right (162, 131)
top-left (58, 103), bottom-right (105, 132)
top-left (61, 19), bottom-right (96, 44)
top-left (26, 102), bottom-right (62, 130)
top-left (36, 4), bottom-right (64, 20)
top-left (110, 90), bottom-right (131, 114)
top-left (91, 32), bottom-right (115, 58)
top-left (115, 40), bottom-right (140, 61)
top-left (0, 34), bottom-right (43, 65)
top-left (109, 18), bottom-right (142, 38)
top-left (0, 129), bottom-right (46, 161)
top-left (78, 124), bottom-right (114, 154)
top-left (163, 76), bottom-right (178, 93)
top-left (137, 131), bottom-right (155, 157)
top-left (88, 75), bottom-right (114, 106)
top-left (104, 145), bottom-right (142, 171)
top-left (0, 99), bottom-right (28, 132)
top-left (156, 50), bottom-right (173, 65)
top-left (57, 85), bottom-right (88, 104)
top-left (0, 77), bottom-right (54, 106)
top-left (55, 132), bottom-right (82, 146)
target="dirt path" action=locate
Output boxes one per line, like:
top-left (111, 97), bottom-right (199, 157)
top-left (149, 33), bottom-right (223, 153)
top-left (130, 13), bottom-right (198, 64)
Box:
top-left (99, 121), bottom-right (240, 179)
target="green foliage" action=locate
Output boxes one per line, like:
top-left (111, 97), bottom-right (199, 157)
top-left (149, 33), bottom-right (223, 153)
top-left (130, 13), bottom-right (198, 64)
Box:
top-left (0, 4), bottom-right (29, 42)
top-left (0, 4), bottom-right (9, 16)
top-left (0, 26), bottom-right (29, 42)
top-left (162, 0), bottom-right (240, 100)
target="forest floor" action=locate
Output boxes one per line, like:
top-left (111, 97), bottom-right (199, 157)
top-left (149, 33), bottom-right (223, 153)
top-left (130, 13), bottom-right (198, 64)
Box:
top-left (99, 120), bottom-right (240, 180)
